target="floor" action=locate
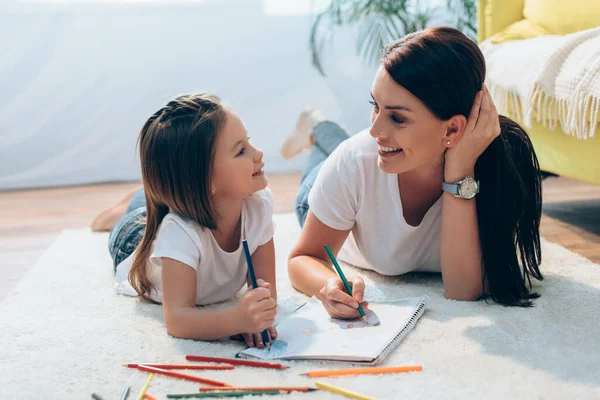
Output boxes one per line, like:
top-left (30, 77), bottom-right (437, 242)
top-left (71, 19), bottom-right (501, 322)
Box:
top-left (1, 174), bottom-right (599, 303)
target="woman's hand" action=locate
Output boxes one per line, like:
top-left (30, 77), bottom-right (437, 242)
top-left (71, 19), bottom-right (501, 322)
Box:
top-left (319, 276), bottom-right (369, 319)
top-left (445, 85), bottom-right (501, 179)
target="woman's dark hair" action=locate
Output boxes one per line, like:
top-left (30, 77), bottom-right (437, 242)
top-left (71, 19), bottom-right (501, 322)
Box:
top-left (381, 26), bottom-right (543, 306)
top-left (130, 94), bottom-right (228, 301)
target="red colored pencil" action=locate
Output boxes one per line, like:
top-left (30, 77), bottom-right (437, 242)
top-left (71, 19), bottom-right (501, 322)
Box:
top-left (136, 365), bottom-right (229, 387)
top-left (144, 393), bottom-right (158, 400)
top-left (198, 386), bottom-right (317, 393)
top-left (125, 363), bottom-right (234, 370)
top-left (185, 355), bottom-right (289, 370)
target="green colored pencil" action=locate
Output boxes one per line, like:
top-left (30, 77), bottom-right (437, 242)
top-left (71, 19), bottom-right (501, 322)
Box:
top-left (167, 391), bottom-right (282, 398)
top-left (324, 244), bottom-right (368, 324)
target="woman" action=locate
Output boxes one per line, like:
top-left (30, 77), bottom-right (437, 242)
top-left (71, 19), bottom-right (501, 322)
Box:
top-left (284, 27), bottom-right (543, 318)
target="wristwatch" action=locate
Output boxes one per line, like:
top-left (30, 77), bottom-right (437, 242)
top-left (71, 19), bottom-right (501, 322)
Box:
top-left (442, 176), bottom-right (480, 200)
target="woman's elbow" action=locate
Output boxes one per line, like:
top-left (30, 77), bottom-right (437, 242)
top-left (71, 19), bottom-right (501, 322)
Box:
top-left (444, 287), bottom-right (483, 302)
top-left (287, 252), bottom-right (302, 281)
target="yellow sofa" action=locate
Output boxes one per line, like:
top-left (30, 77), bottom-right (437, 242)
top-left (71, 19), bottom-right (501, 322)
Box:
top-left (478, 0), bottom-right (600, 184)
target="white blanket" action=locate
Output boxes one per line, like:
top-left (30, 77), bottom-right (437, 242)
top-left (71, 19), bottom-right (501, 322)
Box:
top-left (482, 27), bottom-right (600, 139)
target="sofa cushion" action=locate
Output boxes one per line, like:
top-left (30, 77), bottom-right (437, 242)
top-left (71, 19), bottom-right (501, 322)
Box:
top-left (524, 0), bottom-right (600, 35)
top-left (489, 19), bottom-right (551, 43)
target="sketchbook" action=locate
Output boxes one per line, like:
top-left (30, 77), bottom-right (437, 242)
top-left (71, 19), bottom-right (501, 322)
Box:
top-left (238, 296), bottom-right (428, 365)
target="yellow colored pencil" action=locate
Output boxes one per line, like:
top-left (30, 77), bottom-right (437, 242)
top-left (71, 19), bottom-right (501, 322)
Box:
top-left (314, 381), bottom-right (375, 400)
top-left (137, 373), bottom-right (155, 400)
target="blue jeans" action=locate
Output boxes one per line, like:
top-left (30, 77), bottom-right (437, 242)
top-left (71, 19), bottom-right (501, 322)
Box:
top-left (108, 189), bottom-right (146, 271)
top-left (295, 121), bottom-right (350, 227)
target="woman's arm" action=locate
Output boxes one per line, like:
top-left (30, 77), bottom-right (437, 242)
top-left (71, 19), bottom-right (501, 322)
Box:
top-left (288, 211), bottom-right (350, 297)
top-left (250, 238), bottom-right (277, 300)
top-left (440, 167), bottom-right (483, 301)
top-left (288, 212), bottom-right (367, 319)
top-left (161, 258), bottom-right (274, 340)
top-left (440, 87), bottom-right (499, 300)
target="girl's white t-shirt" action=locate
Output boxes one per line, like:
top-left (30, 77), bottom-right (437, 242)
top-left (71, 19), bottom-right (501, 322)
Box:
top-left (114, 188), bottom-right (275, 305)
top-left (308, 130), bottom-right (443, 275)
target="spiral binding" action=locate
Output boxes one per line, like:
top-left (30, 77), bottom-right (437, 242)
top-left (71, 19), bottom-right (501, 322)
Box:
top-left (373, 296), bottom-right (428, 365)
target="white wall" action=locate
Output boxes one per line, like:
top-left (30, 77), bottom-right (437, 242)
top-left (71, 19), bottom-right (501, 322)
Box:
top-left (0, 0), bottom-right (377, 190)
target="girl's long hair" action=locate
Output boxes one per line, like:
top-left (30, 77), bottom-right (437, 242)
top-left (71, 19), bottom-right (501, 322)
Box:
top-left (129, 94), bottom-right (227, 301)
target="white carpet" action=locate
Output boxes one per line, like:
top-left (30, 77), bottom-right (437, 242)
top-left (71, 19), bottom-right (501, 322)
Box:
top-left (1, 213), bottom-right (599, 399)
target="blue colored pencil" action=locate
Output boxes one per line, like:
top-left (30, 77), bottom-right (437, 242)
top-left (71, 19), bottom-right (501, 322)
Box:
top-left (242, 240), bottom-right (272, 349)
top-left (119, 386), bottom-right (130, 400)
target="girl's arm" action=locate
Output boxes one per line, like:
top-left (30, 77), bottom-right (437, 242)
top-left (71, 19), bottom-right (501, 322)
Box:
top-left (250, 238), bottom-right (277, 300)
top-left (161, 257), bottom-right (274, 340)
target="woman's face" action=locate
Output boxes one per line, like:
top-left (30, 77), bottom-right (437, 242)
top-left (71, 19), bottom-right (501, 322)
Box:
top-left (369, 66), bottom-right (448, 175)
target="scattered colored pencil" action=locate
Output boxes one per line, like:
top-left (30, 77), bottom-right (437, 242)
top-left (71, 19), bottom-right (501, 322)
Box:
top-left (314, 381), bottom-right (375, 400)
top-left (198, 386), bottom-right (318, 393)
top-left (301, 365), bottom-right (423, 378)
top-left (167, 391), bottom-right (282, 399)
top-left (91, 394), bottom-right (105, 400)
top-left (324, 244), bottom-right (368, 324)
top-left (136, 365), bottom-right (228, 387)
top-left (143, 393), bottom-right (158, 400)
top-left (137, 373), bottom-right (155, 400)
top-left (125, 363), bottom-right (234, 370)
top-left (242, 240), bottom-right (272, 349)
top-left (186, 355), bottom-right (289, 370)
top-left (120, 386), bottom-right (130, 400)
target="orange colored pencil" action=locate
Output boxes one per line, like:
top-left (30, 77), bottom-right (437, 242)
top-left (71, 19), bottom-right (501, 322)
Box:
top-left (136, 365), bottom-right (229, 387)
top-left (185, 355), bottom-right (289, 370)
top-left (198, 386), bottom-right (317, 393)
top-left (143, 393), bottom-right (158, 400)
top-left (125, 363), bottom-right (234, 370)
top-left (301, 365), bottom-right (423, 378)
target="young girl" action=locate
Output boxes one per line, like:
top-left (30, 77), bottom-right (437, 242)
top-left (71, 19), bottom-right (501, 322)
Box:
top-left (105, 93), bottom-right (277, 348)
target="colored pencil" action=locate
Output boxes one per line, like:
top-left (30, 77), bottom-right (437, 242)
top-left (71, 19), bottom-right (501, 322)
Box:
top-left (120, 386), bottom-right (130, 400)
top-left (125, 363), bottom-right (234, 370)
top-left (167, 391), bottom-right (282, 399)
top-left (314, 381), bottom-right (375, 400)
top-left (301, 365), bottom-right (423, 378)
top-left (185, 355), bottom-right (289, 370)
top-left (324, 244), bottom-right (368, 324)
top-left (137, 373), bottom-right (155, 400)
top-left (143, 394), bottom-right (158, 400)
top-left (136, 365), bottom-right (228, 387)
top-left (91, 394), bottom-right (105, 400)
top-left (198, 386), bottom-right (317, 393)
top-left (242, 240), bottom-right (272, 349)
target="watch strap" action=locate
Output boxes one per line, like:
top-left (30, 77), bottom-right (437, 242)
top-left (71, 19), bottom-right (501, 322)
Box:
top-left (442, 181), bottom-right (460, 195)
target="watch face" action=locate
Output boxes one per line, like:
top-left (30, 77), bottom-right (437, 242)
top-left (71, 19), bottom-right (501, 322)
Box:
top-left (459, 178), bottom-right (478, 199)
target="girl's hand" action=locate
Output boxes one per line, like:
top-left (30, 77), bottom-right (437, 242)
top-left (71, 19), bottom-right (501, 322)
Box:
top-left (240, 326), bottom-right (278, 349)
top-left (319, 276), bottom-right (369, 320)
top-left (235, 279), bottom-right (277, 335)
top-left (445, 85), bottom-right (501, 178)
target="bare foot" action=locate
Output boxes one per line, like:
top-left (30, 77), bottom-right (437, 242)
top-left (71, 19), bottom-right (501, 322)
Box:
top-left (91, 187), bottom-right (141, 232)
top-left (280, 105), bottom-right (325, 160)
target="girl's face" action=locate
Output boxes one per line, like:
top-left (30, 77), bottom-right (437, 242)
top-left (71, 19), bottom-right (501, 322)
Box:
top-left (211, 109), bottom-right (268, 199)
top-left (369, 66), bottom-right (449, 174)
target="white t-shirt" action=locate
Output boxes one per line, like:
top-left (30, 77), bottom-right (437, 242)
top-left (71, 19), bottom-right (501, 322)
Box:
top-left (114, 188), bottom-right (275, 305)
top-left (308, 130), bottom-right (442, 275)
